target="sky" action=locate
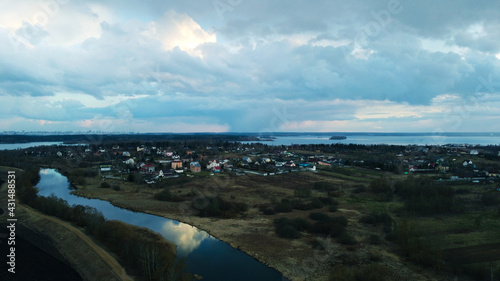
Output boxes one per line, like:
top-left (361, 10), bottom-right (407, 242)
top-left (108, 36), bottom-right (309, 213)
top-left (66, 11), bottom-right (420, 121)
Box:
top-left (1, 0), bottom-right (500, 133)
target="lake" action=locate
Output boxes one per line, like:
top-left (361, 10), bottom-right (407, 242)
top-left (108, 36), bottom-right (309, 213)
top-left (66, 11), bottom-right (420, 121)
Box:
top-left (242, 133), bottom-right (500, 146)
top-left (0, 142), bottom-right (64, 150)
top-left (35, 169), bottom-right (285, 281)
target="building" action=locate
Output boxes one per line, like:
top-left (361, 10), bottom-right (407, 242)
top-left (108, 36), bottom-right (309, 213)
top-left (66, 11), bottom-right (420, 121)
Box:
top-left (171, 160), bottom-right (183, 170)
top-left (207, 159), bottom-right (221, 171)
top-left (100, 163), bottom-right (112, 172)
top-left (140, 163), bottom-right (155, 173)
top-left (190, 162), bottom-right (201, 173)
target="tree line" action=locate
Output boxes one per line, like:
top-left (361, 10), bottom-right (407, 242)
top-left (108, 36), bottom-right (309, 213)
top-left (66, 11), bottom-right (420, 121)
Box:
top-left (17, 168), bottom-right (190, 281)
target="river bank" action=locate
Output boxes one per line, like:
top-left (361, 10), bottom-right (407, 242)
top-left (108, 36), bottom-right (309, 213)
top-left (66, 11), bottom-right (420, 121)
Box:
top-left (71, 182), bottom-right (329, 281)
top-left (0, 170), bottom-right (124, 281)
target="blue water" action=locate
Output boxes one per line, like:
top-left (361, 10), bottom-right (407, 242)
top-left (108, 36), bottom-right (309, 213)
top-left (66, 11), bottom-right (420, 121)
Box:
top-left (0, 142), bottom-right (64, 150)
top-left (35, 169), bottom-right (284, 281)
top-left (242, 133), bottom-right (500, 146)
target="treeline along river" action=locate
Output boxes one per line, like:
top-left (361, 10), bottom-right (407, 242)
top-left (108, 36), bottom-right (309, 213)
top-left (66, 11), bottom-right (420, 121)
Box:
top-left (35, 169), bottom-right (285, 281)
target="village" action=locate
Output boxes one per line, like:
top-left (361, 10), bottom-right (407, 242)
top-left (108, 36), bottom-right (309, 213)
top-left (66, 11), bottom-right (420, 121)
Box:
top-left (20, 140), bottom-right (500, 188)
top-left (3, 138), bottom-right (500, 281)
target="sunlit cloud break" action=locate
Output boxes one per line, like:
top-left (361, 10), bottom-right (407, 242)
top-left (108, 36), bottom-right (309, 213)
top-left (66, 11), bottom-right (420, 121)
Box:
top-left (1, 0), bottom-right (500, 133)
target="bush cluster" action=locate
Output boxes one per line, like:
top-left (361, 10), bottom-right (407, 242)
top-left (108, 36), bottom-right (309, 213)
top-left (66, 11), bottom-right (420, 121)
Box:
top-left (399, 177), bottom-right (460, 215)
top-left (314, 181), bottom-right (337, 192)
top-left (195, 197), bottom-right (248, 218)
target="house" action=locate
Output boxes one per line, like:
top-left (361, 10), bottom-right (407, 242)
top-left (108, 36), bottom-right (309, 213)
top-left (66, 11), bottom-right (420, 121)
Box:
top-left (112, 145), bottom-right (120, 150)
top-left (186, 150), bottom-right (194, 155)
top-left (140, 163), bottom-right (156, 173)
top-left (171, 160), bottom-right (183, 170)
top-left (207, 160), bottom-right (221, 171)
top-left (470, 150), bottom-right (479, 155)
top-left (261, 157), bottom-right (271, 163)
top-left (275, 160), bottom-right (286, 167)
top-left (56, 151), bottom-right (63, 157)
top-left (122, 151), bottom-right (131, 157)
top-left (438, 162), bottom-right (450, 172)
top-left (190, 162), bottom-right (201, 173)
top-left (100, 163), bottom-right (112, 172)
top-left (284, 161), bottom-right (296, 168)
top-left (242, 157), bottom-right (252, 163)
top-left (123, 158), bottom-right (135, 165)
top-left (487, 170), bottom-right (499, 177)
top-left (463, 160), bottom-right (474, 167)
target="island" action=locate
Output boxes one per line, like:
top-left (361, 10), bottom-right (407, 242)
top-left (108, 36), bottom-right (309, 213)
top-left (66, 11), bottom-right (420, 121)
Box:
top-left (329, 136), bottom-right (347, 140)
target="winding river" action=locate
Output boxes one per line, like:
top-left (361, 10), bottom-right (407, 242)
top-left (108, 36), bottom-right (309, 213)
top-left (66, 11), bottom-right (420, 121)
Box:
top-left (35, 169), bottom-right (285, 281)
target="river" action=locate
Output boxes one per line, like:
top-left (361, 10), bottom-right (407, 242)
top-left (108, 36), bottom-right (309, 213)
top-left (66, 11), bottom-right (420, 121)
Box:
top-left (35, 169), bottom-right (285, 281)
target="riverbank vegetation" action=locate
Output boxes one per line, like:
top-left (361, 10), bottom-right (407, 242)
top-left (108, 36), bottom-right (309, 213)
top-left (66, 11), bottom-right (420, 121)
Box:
top-left (16, 168), bottom-right (191, 281)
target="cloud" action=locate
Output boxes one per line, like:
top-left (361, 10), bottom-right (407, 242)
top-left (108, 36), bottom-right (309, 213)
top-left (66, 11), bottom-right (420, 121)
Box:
top-left (1, 0), bottom-right (499, 132)
top-left (160, 221), bottom-right (209, 256)
top-left (154, 10), bottom-right (216, 57)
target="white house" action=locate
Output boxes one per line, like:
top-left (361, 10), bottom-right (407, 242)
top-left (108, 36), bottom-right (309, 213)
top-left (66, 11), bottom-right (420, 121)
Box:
top-left (207, 160), bottom-right (221, 170)
top-left (122, 151), bottom-right (131, 157)
top-left (470, 150), bottom-right (479, 155)
top-left (123, 158), bottom-right (135, 165)
top-left (242, 157), bottom-right (252, 163)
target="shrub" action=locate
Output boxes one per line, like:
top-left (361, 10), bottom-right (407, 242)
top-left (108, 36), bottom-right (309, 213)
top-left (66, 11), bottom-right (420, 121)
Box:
top-left (370, 178), bottom-right (389, 193)
top-left (328, 204), bottom-right (338, 212)
top-left (294, 188), bottom-right (312, 198)
top-left (100, 182), bottom-right (111, 188)
top-left (353, 185), bottom-right (366, 193)
top-left (276, 224), bottom-right (301, 239)
top-left (310, 219), bottom-right (347, 237)
top-left (293, 218), bottom-right (311, 232)
top-left (329, 264), bottom-right (393, 281)
top-left (310, 198), bottom-right (324, 209)
top-left (399, 177), bottom-right (458, 215)
top-left (317, 197), bottom-right (336, 205)
top-left (274, 202), bottom-right (293, 213)
top-left (195, 197), bottom-right (248, 218)
top-left (481, 192), bottom-right (500, 206)
top-left (314, 181), bottom-right (336, 192)
top-left (385, 232), bottom-right (397, 241)
top-left (338, 232), bottom-right (357, 245)
top-left (263, 208), bottom-right (276, 215)
top-left (154, 188), bottom-right (172, 201)
top-left (327, 191), bottom-right (341, 197)
top-left (112, 185), bottom-right (121, 191)
top-left (309, 212), bottom-right (330, 221)
top-left (359, 212), bottom-right (391, 226)
top-left (329, 216), bottom-right (348, 227)
top-left (368, 234), bottom-right (382, 245)
top-left (274, 217), bottom-right (301, 239)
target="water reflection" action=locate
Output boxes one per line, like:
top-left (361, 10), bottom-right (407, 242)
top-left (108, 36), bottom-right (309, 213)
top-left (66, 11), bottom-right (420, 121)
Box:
top-left (35, 169), bottom-right (285, 281)
top-left (160, 221), bottom-right (210, 256)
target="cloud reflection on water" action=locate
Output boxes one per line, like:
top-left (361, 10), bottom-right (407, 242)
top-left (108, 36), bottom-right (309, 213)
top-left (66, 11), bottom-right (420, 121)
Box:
top-left (160, 220), bottom-right (209, 257)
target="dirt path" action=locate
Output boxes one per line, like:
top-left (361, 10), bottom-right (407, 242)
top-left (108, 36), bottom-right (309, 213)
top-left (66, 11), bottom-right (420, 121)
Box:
top-left (18, 204), bottom-right (134, 281)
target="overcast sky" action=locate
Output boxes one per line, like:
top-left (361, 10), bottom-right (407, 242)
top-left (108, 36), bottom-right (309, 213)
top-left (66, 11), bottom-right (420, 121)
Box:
top-left (1, 0), bottom-right (500, 133)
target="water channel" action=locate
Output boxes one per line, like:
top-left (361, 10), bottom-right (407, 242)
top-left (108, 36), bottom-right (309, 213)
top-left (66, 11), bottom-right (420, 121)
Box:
top-left (35, 168), bottom-right (285, 281)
